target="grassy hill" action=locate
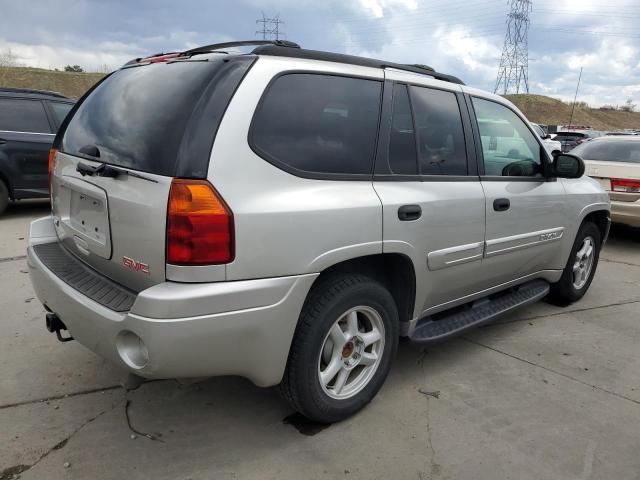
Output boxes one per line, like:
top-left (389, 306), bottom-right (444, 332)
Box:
top-left (506, 94), bottom-right (640, 131)
top-left (0, 66), bottom-right (105, 99)
top-left (1, 67), bottom-right (638, 131)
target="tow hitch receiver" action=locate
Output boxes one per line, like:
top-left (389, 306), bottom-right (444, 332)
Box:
top-left (45, 312), bottom-right (74, 342)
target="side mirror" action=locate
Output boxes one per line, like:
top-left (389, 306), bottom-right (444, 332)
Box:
top-left (552, 153), bottom-right (585, 179)
top-left (543, 134), bottom-right (552, 140)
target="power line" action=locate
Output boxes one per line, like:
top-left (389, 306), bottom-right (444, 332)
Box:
top-left (256, 13), bottom-right (285, 40)
top-left (494, 0), bottom-right (532, 95)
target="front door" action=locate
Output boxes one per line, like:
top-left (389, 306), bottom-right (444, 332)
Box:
top-left (470, 97), bottom-right (566, 287)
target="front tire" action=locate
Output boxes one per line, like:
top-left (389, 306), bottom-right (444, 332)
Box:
top-left (280, 274), bottom-right (399, 423)
top-left (549, 221), bottom-right (601, 305)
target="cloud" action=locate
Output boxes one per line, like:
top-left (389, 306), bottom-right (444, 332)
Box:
top-left (0, 0), bottom-right (638, 106)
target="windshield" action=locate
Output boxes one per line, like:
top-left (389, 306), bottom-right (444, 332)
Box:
top-left (573, 140), bottom-right (640, 163)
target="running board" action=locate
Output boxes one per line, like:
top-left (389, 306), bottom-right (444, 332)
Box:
top-left (410, 279), bottom-right (550, 344)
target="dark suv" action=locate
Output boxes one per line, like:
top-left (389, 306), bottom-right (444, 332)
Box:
top-left (0, 88), bottom-right (74, 215)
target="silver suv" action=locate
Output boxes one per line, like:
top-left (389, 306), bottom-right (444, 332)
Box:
top-left (28, 41), bottom-right (610, 423)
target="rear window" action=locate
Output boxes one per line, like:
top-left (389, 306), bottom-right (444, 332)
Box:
top-left (555, 132), bottom-right (587, 139)
top-left (573, 140), bottom-right (640, 163)
top-left (61, 59), bottom-right (242, 177)
top-left (0, 98), bottom-right (51, 133)
top-left (251, 73), bottom-right (382, 176)
top-left (411, 86), bottom-right (468, 175)
top-left (49, 102), bottom-right (74, 127)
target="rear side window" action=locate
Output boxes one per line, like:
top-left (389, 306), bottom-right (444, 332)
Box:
top-left (61, 59), bottom-right (247, 177)
top-left (251, 73), bottom-right (382, 176)
top-left (410, 86), bottom-right (468, 175)
top-left (573, 140), bottom-right (640, 163)
top-left (49, 102), bottom-right (73, 127)
top-left (0, 98), bottom-right (51, 133)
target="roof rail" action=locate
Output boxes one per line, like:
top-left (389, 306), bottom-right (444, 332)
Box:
top-left (183, 40), bottom-right (300, 56)
top-left (405, 64), bottom-right (435, 73)
top-left (252, 45), bottom-right (464, 85)
top-left (123, 40), bottom-right (301, 67)
top-left (0, 87), bottom-right (68, 99)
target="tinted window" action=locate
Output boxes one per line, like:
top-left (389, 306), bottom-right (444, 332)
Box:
top-left (251, 74), bottom-right (382, 175)
top-left (473, 98), bottom-right (543, 177)
top-left (410, 86), bottom-right (467, 175)
top-left (49, 102), bottom-right (73, 126)
top-left (0, 98), bottom-right (51, 133)
top-left (555, 132), bottom-right (587, 139)
top-left (573, 140), bottom-right (640, 163)
top-left (62, 60), bottom-right (232, 176)
top-left (388, 84), bottom-right (418, 175)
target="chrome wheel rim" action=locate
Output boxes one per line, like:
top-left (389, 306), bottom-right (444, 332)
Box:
top-left (573, 236), bottom-right (595, 290)
top-left (317, 306), bottom-right (385, 400)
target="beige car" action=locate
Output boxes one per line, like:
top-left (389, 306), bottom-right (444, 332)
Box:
top-left (575, 136), bottom-right (640, 227)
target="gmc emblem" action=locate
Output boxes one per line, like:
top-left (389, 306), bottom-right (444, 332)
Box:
top-left (122, 256), bottom-right (150, 275)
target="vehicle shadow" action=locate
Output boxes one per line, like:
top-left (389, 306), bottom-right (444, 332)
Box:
top-left (3, 199), bottom-right (50, 220)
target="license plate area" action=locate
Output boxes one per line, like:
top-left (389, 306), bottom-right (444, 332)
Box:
top-left (57, 176), bottom-right (112, 259)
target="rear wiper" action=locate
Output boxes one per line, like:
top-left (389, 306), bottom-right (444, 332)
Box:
top-left (76, 162), bottom-right (158, 183)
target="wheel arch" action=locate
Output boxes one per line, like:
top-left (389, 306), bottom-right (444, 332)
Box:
top-left (307, 253), bottom-right (417, 329)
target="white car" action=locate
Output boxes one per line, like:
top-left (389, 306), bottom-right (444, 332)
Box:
top-left (576, 136), bottom-right (640, 228)
top-left (532, 123), bottom-right (562, 155)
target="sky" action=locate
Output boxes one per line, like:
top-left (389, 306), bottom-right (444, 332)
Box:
top-left (1, 0), bottom-right (639, 107)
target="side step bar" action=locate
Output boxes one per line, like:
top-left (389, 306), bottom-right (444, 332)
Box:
top-left (410, 279), bottom-right (550, 344)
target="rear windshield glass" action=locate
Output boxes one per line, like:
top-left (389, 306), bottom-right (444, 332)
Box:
top-left (555, 132), bottom-right (587, 139)
top-left (573, 140), bottom-right (640, 163)
top-left (61, 60), bottom-right (226, 176)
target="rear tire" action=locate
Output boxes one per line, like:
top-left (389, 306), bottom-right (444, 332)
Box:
top-left (549, 221), bottom-right (601, 305)
top-left (280, 274), bottom-right (399, 423)
top-left (0, 179), bottom-right (9, 217)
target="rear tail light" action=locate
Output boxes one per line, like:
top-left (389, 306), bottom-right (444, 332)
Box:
top-left (611, 178), bottom-right (640, 193)
top-left (575, 139), bottom-right (583, 145)
top-left (48, 148), bottom-right (57, 193)
top-left (166, 179), bottom-right (234, 265)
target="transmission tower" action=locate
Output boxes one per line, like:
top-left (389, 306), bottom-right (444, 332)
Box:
top-left (256, 13), bottom-right (285, 40)
top-left (494, 0), bottom-right (532, 95)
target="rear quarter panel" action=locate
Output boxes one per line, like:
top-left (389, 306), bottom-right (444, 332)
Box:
top-left (209, 57), bottom-right (385, 281)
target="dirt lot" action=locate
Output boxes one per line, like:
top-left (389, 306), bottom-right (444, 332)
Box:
top-left (1, 201), bottom-right (639, 480)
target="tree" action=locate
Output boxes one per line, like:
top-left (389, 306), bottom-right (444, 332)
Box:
top-left (64, 64), bottom-right (84, 72)
top-left (619, 99), bottom-right (636, 113)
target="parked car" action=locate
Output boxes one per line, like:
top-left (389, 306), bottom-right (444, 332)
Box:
top-left (555, 130), bottom-right (602, 152)
top-left (27, 40), bottom-right (610, 423)
top-left (0, 88), bottom-right (74, 216)
top-left (532, 122), bottom-right (562, 155)
top-left (576, 136), bottom-right (640, 228)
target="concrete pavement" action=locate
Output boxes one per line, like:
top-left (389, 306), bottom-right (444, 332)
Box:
top-left (1, 202), bottom-right (639, 480)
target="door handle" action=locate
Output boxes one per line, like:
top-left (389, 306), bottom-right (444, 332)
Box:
top-left (0, 138), bottom-right (7, 145)
top-left (398, 205), bottom-right (422, 221)
top-left (493, 198), bottom-right (510, 212)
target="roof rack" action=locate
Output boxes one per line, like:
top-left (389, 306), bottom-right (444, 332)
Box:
top-left (124, 40), bottom-right (301, 67)
top-left (0, 87), bottom-right (68, 99)
top-left (183, 39), bottom-right (300, 56)
top-left (251, 45), bottom-right (464, 85)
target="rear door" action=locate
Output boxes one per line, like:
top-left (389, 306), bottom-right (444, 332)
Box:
top-left (51, 55), bottom-right (254, 291)
top-left (0, 97), bottom-right (53, 197)
top-left (373, 75), bottom-right (486, 315)
top-left (469, 96), bottom-right (566, 286)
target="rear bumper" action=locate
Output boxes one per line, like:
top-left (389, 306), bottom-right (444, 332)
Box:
top-left (610, 200), bottom-right (640, 228)
top-left (27, 216), bottom-right (317, 387)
